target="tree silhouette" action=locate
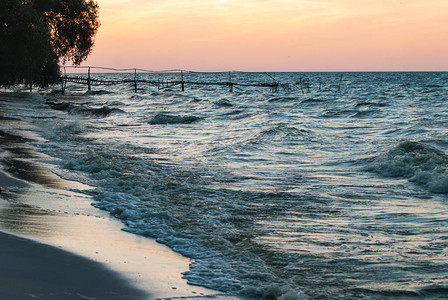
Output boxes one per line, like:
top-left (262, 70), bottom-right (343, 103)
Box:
top-left (0, 0), bottom-right (100, 88)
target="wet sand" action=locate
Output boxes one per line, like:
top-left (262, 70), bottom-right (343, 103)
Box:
top-left (0, 169), bottom-right (30, 189)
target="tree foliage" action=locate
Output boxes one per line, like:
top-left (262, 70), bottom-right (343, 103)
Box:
top-left (0, 0), bottom-right (100, 87)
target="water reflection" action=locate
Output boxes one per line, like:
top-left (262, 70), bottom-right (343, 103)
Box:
top-left (0, 200), bottom-right (59, 238)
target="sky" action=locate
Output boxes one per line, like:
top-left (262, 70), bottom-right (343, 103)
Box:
top-left (80, 0), bottom-right (448, 72)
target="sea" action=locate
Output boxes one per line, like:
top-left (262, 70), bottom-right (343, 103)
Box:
top-left (2, 72), bottom-right (448, 299)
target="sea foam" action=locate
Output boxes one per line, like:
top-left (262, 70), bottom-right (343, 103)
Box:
top-left (368, 141), bottom-right (448, 193)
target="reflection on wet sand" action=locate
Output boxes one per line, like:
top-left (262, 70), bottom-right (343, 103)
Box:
top-left (4, 157), bottom-right (69, 188)
top-left (0, 126), bottom-right (88, 190)
top-left (0, 201), bottom-right (62, 238)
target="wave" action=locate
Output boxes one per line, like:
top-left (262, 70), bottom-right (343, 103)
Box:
top-left (258, 125), bottom-right (311, 141)
top-left (214, 99), bottom-right (234, 107)
top-left (350, 285), bottom-right (448, 298)
top-left (70, 105), bottom-right (124, 117)
top-left (130, 94), bottom-right (143, 100)
top-left (47, 101), bottom-right (71, 111)
top-left (223, 109), bottom-right (245, 116)
top-left (149, 113), bottom-right (201, 124)
top-left (354, 101), bottom-right (388, 108)
top-left (321, 109), bottom-right (354, 118)
top-left (188, 96), bottom-right (202, 103)
top-left (83, 90), bottom-right (114, 96)
top-left (351, 109), bottom-right (379, 118)
top-left (367, 141), bottom-right (448, 193)
top-left (61, 150), bottom-right (306, 299)
top-left (46, 101), bottom-right (123, 117)
top-left (22, 92), bottom-right (47, 103)
top-left (58, 122), bottom-right (84, 135)
top-left (300, 97), bottom-right (329, 105)
top-left (268, 96), bottom-right (297, 103)
top-left (220, 110), bottom-right (256, 120)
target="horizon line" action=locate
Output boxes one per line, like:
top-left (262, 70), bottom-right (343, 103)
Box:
top-left (62, 65), bottom-right (448, 74)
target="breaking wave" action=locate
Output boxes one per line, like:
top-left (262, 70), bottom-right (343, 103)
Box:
top-left (46, 101), bottom-right (123, 117)
top-left (367, 141), bottom-right (448, 193)
top-left (149, 113), bottom-right (201, 124)
top-left (62, 150), bottom-right (306, 299)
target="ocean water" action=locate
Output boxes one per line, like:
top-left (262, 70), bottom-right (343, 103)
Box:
top-left (3, 72), bottom-right (448, 299)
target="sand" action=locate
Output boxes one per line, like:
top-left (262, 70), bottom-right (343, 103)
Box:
top-left (0, 93), bottom-right (234, 299)
top-left (0, 231), bottom-right (148, 300)
top-left (0, 170), bottom-right (30, 189)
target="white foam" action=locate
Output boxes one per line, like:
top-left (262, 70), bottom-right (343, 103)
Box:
top-left (368, 141), bottom-right (448, 193)
top-left (55, 150), bottom-right (307, 298)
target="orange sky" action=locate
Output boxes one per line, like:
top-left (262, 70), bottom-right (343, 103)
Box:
top-left (80, 0), bottom-right (448, 71)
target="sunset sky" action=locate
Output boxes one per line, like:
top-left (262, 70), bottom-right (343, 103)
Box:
top-left (81, 0), bottom-right (448, 72)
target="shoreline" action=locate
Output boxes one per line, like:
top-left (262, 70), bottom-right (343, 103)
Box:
top-left (0, 93), bottom-right (232, 299)
top-left (0, 175), bottom-right (224, 299)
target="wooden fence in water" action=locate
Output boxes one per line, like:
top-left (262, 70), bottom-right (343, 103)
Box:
top-left (60, 66), bottom-right (281, 94)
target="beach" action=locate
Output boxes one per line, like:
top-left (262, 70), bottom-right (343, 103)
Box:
top-left (0, 231), bottom-right (147, 299)
top-left (0, 92), bottom-right (231, 299)
top-left (2, 71), bottom-right (448, 299)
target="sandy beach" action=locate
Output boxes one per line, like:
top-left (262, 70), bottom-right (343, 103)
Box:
top-left (0, 231), bottom-right (148, 299)
top-left (0, 93), bottom-right (233, 299)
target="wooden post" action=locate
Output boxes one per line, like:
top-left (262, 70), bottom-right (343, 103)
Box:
top-left (133, 69), bottom-right (136, 92)
top-left (228, 72), bottom-right (233, 92)
top-left (338, 74), bottom-right (343, 92)
top-left (27, 65), bottom-right (32, 92)
top-left (298, 78), bottom-right (304, 94)
top-left (181, 71), bottom-right (185, 92)
top-left (61, 78), bottom-right (65, 94)
top-left (87, 67), bottom-right (91, 91)
top-left (62, 66), bottom-right (66, 94)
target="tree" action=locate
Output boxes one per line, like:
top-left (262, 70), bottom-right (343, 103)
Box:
top-left (0, 0), bottom-right (100, 88)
